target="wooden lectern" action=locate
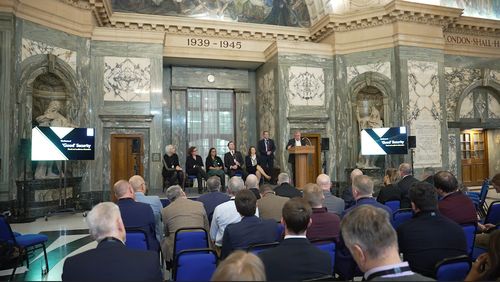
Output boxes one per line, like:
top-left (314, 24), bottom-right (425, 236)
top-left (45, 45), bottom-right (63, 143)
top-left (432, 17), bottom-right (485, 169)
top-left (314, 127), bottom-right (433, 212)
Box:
top-left (288, 146), bottom-right (315, 189)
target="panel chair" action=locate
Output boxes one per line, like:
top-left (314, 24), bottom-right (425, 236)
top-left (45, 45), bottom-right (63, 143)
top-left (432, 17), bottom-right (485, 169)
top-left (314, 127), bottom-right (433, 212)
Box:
top-left (392, 209), bottom-right (413, 229)
top-left (246, 242), bottom-right (279, 254)
top-left (484, 200), bottom-right (500, 225)
top-left (460, 224), bottom-right (477, 257)
top-left (125, 228), bottom-right (149, 250)
top-left (186, 175), bottom-right (206, 193)
top-left (173, 227), bottom-right (209, 259)
top-left (435, 255), bottom-right (471, 281)
top-left (0, 215), bottom-right (49, 277)
top-left (384, 200), bottom-right (401, 213)
top-left (173, 248), bottom-right (218, 281)
top-left (310, 238), bottom-right (336, 273)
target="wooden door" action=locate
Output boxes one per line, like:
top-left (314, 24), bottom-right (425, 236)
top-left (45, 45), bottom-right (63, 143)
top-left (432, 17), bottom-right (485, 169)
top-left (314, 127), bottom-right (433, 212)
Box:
top-left (303, 134), bottom-right (321, 184)
top-left (110, 134), bottom-right (144, 201)
top-left (460, 129), bottom-right (488, 186)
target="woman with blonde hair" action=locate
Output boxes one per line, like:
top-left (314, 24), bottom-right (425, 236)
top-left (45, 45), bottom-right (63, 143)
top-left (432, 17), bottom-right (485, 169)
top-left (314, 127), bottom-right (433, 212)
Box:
top-left (211, 251), bottom-right (266, 281)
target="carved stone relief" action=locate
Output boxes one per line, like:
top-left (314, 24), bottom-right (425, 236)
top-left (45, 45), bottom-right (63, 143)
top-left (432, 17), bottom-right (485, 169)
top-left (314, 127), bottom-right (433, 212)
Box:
top-left (288, 66), bottom-right (325, 106)
top-left (103, 57), bottom-right (151, 102)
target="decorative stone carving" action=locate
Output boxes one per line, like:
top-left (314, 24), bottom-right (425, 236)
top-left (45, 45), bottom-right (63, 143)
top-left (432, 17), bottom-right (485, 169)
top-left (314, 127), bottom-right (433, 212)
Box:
top-left (103, 57), bottom-right (151, 102)
top-left (22, 38), bottom-right (77, 71)
top-left (288, 66), bottom-right (325, 106)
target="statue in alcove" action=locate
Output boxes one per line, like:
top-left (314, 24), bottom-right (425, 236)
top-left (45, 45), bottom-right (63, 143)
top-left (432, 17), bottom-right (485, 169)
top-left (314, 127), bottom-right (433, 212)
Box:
top-left (356, 105), bottom-right (383, 168)
top-left (34, 100), bottom-right (76, 179)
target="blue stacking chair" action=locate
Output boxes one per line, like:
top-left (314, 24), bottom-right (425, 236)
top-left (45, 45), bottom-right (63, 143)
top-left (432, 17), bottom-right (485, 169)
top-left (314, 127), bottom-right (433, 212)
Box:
top-left (173, 227), bottom-right (209, 259)
top-left (125, 228), bottom-right (149, 250)
top-left (0, 215), bottom-right (49, 276)
top-left (435, 255), bottom-right (471, 281)
top-left (311, 238), bottom-right (336, 273)
top-left (460, 224), bottom-right (476, 257)
top-left (173, 248), bottom-right (218, 281)
top-left (467, 179), bottom-right (489, 217)
top-left (247, 242), bottom-right (279, 254)
top-left (384, 200), bottom-right (401, 213)
top-left (276, 223), bottom-right (285, 241)
top-left (484, 201), bottom-right (500, 225)
top-left (160, 198), bottom-right (170, 208)
top-left (392, 209), bottom-right (413, 229)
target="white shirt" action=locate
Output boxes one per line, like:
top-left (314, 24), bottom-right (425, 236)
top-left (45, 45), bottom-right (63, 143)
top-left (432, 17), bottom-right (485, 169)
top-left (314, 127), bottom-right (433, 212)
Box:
top-left (210, 197), bottom-right (259, 246)
top-left (364, 261), bottom-right (415, 280)
top-left (295, 139), bottom-right (302, 146)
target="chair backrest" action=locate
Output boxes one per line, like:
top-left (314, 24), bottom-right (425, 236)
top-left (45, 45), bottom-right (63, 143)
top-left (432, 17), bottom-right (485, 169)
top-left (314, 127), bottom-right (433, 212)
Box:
top-left (247, 242), bottom-right (279, 254)
top-left (385, 200), bottom-right (401, 213)
top-left (479, 179), bottom-right (490, 203)
top-left (174, 227), bottom-right (209, 257)
top-left (174, 248), bottom-right (218, 281)
top-left (160, 198), bottom-right (170, 208)
top-left (276, 223), bottom-right (284, 241)
top-left (311, 239), bottom-right (336, 271)
top-left (435, 255), bottom-right (471, 281)
top-left (485, 201), bottom-right (500, 225)
top-left (0, 215), bottom-right (16, 244)
top-left (392, 209), bottom-right (413, 229)
top-left (460, 224), bottom-right (476, 256)
top-left (125, 228), bottom-right (149, 250)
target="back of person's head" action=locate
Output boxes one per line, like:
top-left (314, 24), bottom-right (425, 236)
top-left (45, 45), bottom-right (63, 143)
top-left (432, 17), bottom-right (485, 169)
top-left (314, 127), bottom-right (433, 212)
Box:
top-left (235, 190), bottom-right (257, 217)
top-left (399, 163), bottom-right (412, 176)
top-left (86, 202), bottom-right (124, 242)
top-left (277, 173), bottom-right (290, 185)
top-left (385, 168), bottom-right (399, 183)
top-left (282, 198), bottom-right (312, 235)
top-left (211, 251), bottom-right (266, 281)
top-left (433, 171), bottom-right (458, 193)
top-left (483, 230), bottom-right (500, 280)
top-left (245, 174), bottom-right (259, 189)
top-left (166, 185), bottom-right (184, 202)
top-left (423, 167), bottom-right (436, 177)
top-left (128, 175), bottom-right (145, 192)
top-left (492, 173), bottom-right (500, 192)
top-left (352, 175), bottom-right (374, 197)
top-left (207, 176), bottom-right (221, 192)
top-left (259, 184), bottom-right (274, 194)
top-left (350, 169), bottom-right (363, 183)
top-left (409, 181), bottom-right (438, 212)
top-left (303, 183), bottom-right (324, 208)
top-left (113, 179), bottom-right (132, 199)
top-left (228, 176), bottom-right (245, 195)
top-left (316, 174), bottom-right (331, 190)
top-left (341, 205), bottom-right (397, 266)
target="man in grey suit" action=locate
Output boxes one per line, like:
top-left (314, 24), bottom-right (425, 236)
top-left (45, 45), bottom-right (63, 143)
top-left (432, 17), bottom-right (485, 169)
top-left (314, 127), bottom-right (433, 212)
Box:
top-left (341, 205), bottom-right (432, 281)
top-left (316, 174), bottom-right (344, 215)
top-left (129, 175), bottom-right (163, 243)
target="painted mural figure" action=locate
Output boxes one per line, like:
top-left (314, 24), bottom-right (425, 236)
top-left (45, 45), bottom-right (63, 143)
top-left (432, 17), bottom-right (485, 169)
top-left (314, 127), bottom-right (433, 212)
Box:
top-left (356, 105), bottom-right (383, 168)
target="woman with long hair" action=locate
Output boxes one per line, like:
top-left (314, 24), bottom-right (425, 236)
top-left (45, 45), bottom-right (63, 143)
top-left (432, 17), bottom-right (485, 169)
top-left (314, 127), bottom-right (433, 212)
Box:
top-left (205, 147), bottom-right (226, 189)
top-left (245, 146), bottom-right (271, 182)
top-left (376, 168), bottom-right (401, 204)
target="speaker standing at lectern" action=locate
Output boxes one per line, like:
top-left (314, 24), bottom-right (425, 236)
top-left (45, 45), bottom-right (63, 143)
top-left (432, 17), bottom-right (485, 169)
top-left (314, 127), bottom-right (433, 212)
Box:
top-left (287, 131), bottom-right (306, 183)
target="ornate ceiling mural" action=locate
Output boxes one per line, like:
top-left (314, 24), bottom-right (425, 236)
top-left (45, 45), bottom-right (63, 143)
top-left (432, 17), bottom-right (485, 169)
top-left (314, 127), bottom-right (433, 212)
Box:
top-left (111, 0), bottom-right (311, 27)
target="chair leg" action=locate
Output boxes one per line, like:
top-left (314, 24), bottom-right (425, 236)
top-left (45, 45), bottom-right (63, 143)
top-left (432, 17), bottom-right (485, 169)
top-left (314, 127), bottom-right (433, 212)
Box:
top-left (42, 244), bottom-right (49, 274)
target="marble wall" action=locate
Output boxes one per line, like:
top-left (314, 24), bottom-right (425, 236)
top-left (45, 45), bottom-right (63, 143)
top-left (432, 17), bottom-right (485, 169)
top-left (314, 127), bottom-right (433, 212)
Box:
top-left (103, 57), bottom-right (151, 102)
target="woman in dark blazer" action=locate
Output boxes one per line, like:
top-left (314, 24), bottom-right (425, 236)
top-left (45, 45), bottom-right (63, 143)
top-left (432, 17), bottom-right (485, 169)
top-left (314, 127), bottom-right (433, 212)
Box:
top-left (205, 147), bottom-right (226, 189)
top-left (185, 146), bottom-right (208, 194)
top-left (245, 146), bottom-right (271, 183)
top-left (377, 168), bottom-right (401, 204)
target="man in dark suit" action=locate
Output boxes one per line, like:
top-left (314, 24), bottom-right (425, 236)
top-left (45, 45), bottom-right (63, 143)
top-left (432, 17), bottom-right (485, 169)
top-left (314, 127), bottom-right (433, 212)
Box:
top-left (257, 130), bottom-right (276, 177)
top-left (221, 190), bottom-right (278, 259)
top-left (259, 198), bottom-right (331, 281)
top-left (341, 175), bottom-right (392, 218)
top-left (397, 182), bottom-right (468, 278)
top-left (274, 172), bottom-right (302, 198)
top-left (197, 176), bottom-right (230, 223)
top-left (286, 131), bottom-right (307, 182)
top-left (62, 202), bottom-right (162, 282)
top-left (396, 163), bottom-right (419, 209)
top-left (341, 205), bottom-right (432, 281)
top-left (224, 141), bottom-right (247, 179)
top-left (114, 180), bottom-right (159, 252)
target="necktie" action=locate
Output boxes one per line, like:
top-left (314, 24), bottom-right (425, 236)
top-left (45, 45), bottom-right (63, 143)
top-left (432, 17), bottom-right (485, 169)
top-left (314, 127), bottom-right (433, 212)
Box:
top-left (265, 139), bottom-right (268, 151)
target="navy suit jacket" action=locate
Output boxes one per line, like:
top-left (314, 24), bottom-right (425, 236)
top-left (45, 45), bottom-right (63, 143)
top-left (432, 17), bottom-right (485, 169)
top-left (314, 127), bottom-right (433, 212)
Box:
top-left (117, 198), bottom-right (159, 251)
top-left (342, 197), bottom-right (392, 218)
top-left (224, 151), bottom-right (244, 171)
top-left (274, 183), bottom-right (302, 198)
top-left (259, 238), bottom-right (332, 281)
top-left (257, 138), bottom-right (276, 158)
top-left (221, 216), bottom-right (277, 259)
top-left (397, 175), bottom-right (419, 209)
top-left (62, 238), bottom-right (162, 281)
top-left (196, 191), bottom-right (231, 223)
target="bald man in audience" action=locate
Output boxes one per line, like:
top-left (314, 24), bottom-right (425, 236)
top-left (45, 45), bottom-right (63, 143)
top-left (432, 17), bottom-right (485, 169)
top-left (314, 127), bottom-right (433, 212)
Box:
top-left (114, 180), bottom-right (159, 251)
top-left (397, 163), bottom-right (419, 209)
top-left (245, 174), bottom-right (261, 200)
top-left (257, 184), bottom-right (288, 222)
top-left (62, 202), bottom-right (162, 281)
top-left (129, 175), bottom-right (163, 243)
top-left (303, 183), bottom-right (340, 242)
top-left (162, 185), bottom-right (209, 262)
top-left (274, 172), bottom-right (302, 198)
top-left (316, 174), bottom-right (344, 215)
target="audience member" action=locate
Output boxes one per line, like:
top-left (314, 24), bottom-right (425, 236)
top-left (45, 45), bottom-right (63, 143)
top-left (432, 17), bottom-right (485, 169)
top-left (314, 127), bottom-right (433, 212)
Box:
top-left (129, 175), bottom-right (163, 243)
top-left (316, 174), bottom-right (345, 215)
top-left (161, 185), bottom-right (209, 262)
top-left (434, 171), bottom-right (477, 225)
top-left (185, 146), bottom-right (209, 194)
top-left (259, 198), bottom-right (331, 281)
top-left (224, 141), bottom-right (247, 179)
top-left (397, 163), bottom-right (419, 209)
top-left (475, 173), bottom-right (500, 248)
top-left (376, 168), bottom-right (401, 204)
top-left (221, 190), bottom-right (277, 259)
top-left (342, 175), bottom-right (392, 217)
top-left (341, 205), bottom-right (433, 281)
top-left (465, 230), bottom-right (500, 281)
top-left (211, 177), bottom-right (257, 247)
top-left (205, 147), bottom-right (226, 189)
top-left (274, 172), bottom-right (302, 198)
top-left (62, 202), bottom-right (162, 281)
top-left (162, 144), bottom-right (184, 189)
top-left (245, 146), bottom-right (271, 182)
top-left (257, 184), bottom-right (288, 222)
top-left (302, 183), bottom-right (340, 242)
top-left (342, 169), bottom-right (362, 209)
top-left (397, 182), bottom-right (467, 278)
top-left (114, 180), bottom-right (159, 251)
top-left (211, 251), bottom-right (266, 281)
top-left (197, 176), bottom-right (230, 223)
top-left (421, 167), bottom-right (436, 184)
top-left (245, 174), bottom-right (261, 199)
